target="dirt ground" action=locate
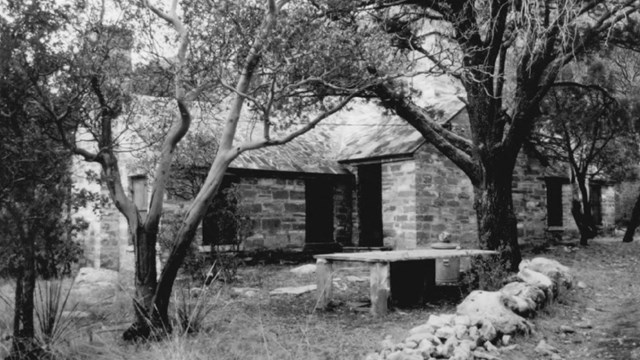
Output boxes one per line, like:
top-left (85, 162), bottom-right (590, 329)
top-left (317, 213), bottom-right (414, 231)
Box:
top-left (520, 236), bottom-right (640, 360)
top-left (1, 236), bottom-right (639, 359)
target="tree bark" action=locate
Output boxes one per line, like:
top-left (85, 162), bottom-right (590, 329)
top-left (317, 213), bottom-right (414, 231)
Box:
top-left (473, 161), bottom-right (522, 271)
top-left (122, 225), bottom-right (160, 340)
top-left (622, 189), bottom-right (640, 242)
top-left (151, 154), bottom-right (234, 326)
top-left (570, 174), bottom-right (597, 245)
top-left (9, 233), bottom-right (40, 360)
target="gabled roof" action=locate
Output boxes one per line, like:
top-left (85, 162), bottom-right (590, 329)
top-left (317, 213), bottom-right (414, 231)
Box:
top-left (336, 97), bottom-right (466, 163)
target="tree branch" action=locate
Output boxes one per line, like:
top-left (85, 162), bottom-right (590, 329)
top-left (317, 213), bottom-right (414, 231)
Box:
top-left (371, 79), bottom-right (480, 183)
top-left (236, 91), bottom-right (361, 153)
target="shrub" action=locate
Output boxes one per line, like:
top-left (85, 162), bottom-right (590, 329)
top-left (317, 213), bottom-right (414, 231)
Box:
top-left (172, 279), bottom-right (221, 335)
top-left (34, 280), bottom-right (78, 348)
top-left (459, 251), bottom-right (513, 295)
top-left (159, 184), bottom-right (252, 284)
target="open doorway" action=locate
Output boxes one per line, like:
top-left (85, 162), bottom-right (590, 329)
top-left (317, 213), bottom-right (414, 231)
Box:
top-left (358, 164), bottom-right (383, 247)
top-left (305, 178), bottom-right (334, 245)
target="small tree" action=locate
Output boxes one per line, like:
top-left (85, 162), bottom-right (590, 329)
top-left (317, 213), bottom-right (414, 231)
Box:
top-left (533, 80), bottom-right (638, 244)
top-left (24, 0), bottom-right (394, 339)
top-left (0, 2), bottom-right (90, 357)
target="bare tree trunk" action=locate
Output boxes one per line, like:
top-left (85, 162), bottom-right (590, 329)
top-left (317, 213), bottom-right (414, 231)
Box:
top-left (570, 174), bottom-right (597, 245)
top-left (473, 164), bottom-right (522, 271)
top-left (122, 225), bottom-right (159, 340)
top-left (151, 155), bottom-right (233, 326)
top-left (622, 190), bottom-right (640, 242)
top-left (9, 233), bottom-right (41, 360)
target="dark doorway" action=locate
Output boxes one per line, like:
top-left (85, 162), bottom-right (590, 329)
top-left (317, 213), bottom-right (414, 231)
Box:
top-left (590, 184), bottom-right (602, 226)
top-left (305, 178), bottom-right (334, 244)
top-left (358, 164), bottom-right (383, 246)
top-left (546, 178), bottom-right (563, 227)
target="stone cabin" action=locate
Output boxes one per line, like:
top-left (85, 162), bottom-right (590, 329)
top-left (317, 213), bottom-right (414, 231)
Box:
top-left (76, 93), bottom-right (618, 273)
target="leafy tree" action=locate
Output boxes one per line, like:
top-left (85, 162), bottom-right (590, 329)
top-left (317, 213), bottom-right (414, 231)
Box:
top-left (0, 2), bottom-right (88, 357)
top-left (532, 80), bottom-right (638, 245)
top-left (599, 47), bottom-right (640, 242)
top-left (341, 0), bottom-right (640, 267)
top-left (24, 0), bottom-right (394, 340)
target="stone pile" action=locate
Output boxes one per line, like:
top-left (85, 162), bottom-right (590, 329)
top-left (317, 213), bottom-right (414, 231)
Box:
top-left (365, 257), bottom-right (573, 360)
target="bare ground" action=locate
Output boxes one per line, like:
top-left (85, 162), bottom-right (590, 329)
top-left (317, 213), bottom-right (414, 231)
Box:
top-left (0, 236), bottom-right (639, 359)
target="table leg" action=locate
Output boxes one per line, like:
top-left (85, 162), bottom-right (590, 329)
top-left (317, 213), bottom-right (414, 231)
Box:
top-left (316, 258), bottom-right (333, 309)
top-left (370, 262), bottom-right (390, 316)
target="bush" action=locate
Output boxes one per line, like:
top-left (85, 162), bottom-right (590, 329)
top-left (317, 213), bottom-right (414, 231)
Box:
top-left (459, 251), bottom-right (513, 295)
top-left (158, 184), bottom-right (252, 284)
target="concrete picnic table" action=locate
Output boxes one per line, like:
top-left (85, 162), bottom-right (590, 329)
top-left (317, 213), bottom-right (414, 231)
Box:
top-left (314, 249), bottom-right (498, 316)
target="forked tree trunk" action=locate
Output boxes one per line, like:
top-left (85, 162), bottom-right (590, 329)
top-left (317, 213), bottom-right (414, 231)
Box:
top-left (570, 174), bottom-right (597, 246)
top-left (473, 166), bottom-right (522, 271)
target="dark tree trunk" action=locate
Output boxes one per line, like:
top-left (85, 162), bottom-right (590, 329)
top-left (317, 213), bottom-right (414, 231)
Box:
top-left (9, 235), bottom-right (41, 360)
top-left (122, 226), bottom-right (160, 341)
top-left (622, 190), bottom-right (640, 242)
top-left (473, 165), bottom-right (522, 271)
top-left (150, 157), bottom-right (232, 327)
top-left (571, 177), bottom-right (597, 246)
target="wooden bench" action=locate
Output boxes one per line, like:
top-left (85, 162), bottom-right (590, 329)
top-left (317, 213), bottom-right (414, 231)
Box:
top-left (314, 249), bottom-right (498, 316)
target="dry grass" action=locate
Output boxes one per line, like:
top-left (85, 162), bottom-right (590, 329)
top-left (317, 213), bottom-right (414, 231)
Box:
top-left (1, 237), bottom-right (639, 359)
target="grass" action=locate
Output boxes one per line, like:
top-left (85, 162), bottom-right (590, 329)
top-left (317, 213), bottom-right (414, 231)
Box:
top-left (1, 236), bottom-right (639, 359)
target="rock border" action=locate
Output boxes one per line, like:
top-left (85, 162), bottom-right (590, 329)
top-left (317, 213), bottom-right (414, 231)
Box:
top-left (365, 257), bottom-right (573, 360)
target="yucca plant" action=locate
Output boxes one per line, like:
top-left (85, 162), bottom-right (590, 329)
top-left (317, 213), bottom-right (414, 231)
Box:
top-left (173, 265), bottom-right (221, 335)
top-left (34, 280), bottom-right (79, 348)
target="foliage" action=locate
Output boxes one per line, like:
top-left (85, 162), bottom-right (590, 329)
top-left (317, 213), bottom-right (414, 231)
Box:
top-left (172, 281), bottom-right (221, 335)
top-left (34, 280), bottom-right (80, 349)
top-left (158, 211), bottom-right (206, 281)
top-left (534, 80), bottom-right (638, 182)
top-left (531, 57), bottom-right (640, 243)
top-left (159, 185), bottom-right (251, 284)
top-left (460, 252), bottom-right (513, 295)
top-left (350, 0), bottom-right (640, 263)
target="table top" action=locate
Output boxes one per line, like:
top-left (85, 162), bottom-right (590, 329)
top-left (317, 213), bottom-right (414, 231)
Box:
top-left (314, 249), bottom-right (498, 263)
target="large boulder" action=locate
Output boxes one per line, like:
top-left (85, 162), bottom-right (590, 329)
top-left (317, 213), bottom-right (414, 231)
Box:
top-left (71, 267), bottom-right (120, 305)
top-left (519, 257), bottom-right (573, 291)
top-left (517, 267), bottom-right (555, 301)
top-left (456, 290), bottom-right (531, 335)
top-left (74, 267), bottom-right (119, 284)
top-left (500, 281), bottom-right (547, 316)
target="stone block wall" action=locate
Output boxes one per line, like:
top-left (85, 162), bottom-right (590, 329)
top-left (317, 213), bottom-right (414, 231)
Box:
top-left (602, 185), bottom-right (616, 228)
top-left (414, 144), bottom-right (476, 248)
top-left (561, 184), bottom-right (578, 233)
top-left (512, 153), bottom-right (547, 242)
top-left (236, 177), bottom-right (306, 249)
top-left (381, 160), bottom-right (418, 249)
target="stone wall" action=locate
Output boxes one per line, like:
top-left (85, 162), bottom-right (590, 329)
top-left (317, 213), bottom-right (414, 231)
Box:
top-left (233, 174), bottom-right (353, 250)
top-left (414, 145), bottom-right (476, 248)
top-left (602, 185), bottom-right (616, 229)
top-left (381, 160), bottom-right (418, 249)
top-left (561, 184), bottom-right (578, 233)
top-left (236, 177), bottom-right (306, 249)
top-left (512, 153), bottom-right (547, 243)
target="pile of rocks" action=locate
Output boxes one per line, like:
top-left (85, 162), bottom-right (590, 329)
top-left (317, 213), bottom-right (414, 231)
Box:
top-left (365, 257), bottom-right (573, 360)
